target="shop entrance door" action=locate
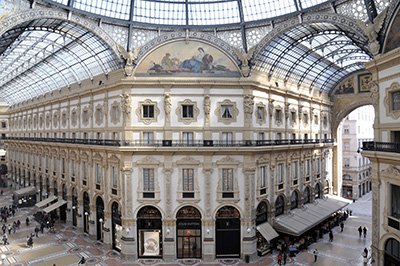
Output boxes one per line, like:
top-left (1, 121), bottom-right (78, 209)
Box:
top-left (177, 220), bottom-right (201, 258)
top-left (215, 206), bottom-right (241, 258)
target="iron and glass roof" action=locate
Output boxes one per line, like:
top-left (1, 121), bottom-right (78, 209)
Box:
top-left (253, 22), bottom-right (372, 93)
top-left (47, 0), bottom-right (331, 26)
top-left (0, 18), bottom-right (121, 105)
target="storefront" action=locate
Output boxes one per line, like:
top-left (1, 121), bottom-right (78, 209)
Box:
top-left (71, 187), bottom-right (77, 227)
top-left (385, 238), bottom-right (400, 266)
top-left (137, 206), bottom-right (162, 258)
top-left (176, 206), bottom-right (202, 259)
top-left (111, 202), bottom-right (122, 251)
top-left (215, 206), bottom-right (240, 258)
top-left (60, 184), bottom-right (67, 221)
top-left (83, 191), bottom-right (90, 234)
top-left (256, 201), bottom-right (278, 256)
top-left (96, 196), bottom-right (104, 242)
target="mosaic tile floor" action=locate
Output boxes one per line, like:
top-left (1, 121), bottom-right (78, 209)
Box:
top-left (0, 188), bottom-right (372, 265)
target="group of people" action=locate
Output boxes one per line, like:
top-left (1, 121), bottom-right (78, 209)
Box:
top-left (358, 226), bottom-right (368, 238)
top-left (0, 205), bottom-right (17, 223)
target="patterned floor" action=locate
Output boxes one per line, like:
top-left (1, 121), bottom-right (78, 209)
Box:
top-left (0, 187), bottom-right (372, 265)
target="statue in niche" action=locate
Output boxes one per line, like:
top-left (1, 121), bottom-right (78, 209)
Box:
top-left (244, 94), bottom-right (254, 115)
top-left (233, 46), bottom-right (255, 77)
top-left (164, 93), bottom-right (171, 120)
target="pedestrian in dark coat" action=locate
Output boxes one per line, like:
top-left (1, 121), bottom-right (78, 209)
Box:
top-left (363, 227), bottom-right (367, 238)
top-left (364, 247), bottom-right (368, 257)
top-left (358, 226), bottom-right (363, 237)
top-left (329, 230), bottom-right (334, 242)
top-left (313, 249), bottom-right (319, 262)
top-left (340, 222), bottom-right (344, 232)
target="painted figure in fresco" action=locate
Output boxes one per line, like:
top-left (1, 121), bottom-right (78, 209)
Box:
top-left (161, 53), bottom-right (176, 71)
top-left (180, 47), bottom-right (212, 73)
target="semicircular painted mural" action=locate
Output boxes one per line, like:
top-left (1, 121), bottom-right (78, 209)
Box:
top-left (135, 41), bottom-right (240, 77)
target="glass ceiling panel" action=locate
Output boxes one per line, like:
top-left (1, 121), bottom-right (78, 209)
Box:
top-left (300, 0), bottom-right (327, 9)
top-left (133, 0), bottom-right (186, 25)
top-left (189, 1), bottom-right (240, 25)
top-left (242, 0), bottom-right (297, 21)
top-left (74, 0), bottom-right (131, 20)
top-left (0, 19), bottom-right (121, 105)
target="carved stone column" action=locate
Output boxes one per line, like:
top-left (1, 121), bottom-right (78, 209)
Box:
top-left (203, 94), bottom-right (211, 139)
top-left (120, 218), bottom-right (137, 259)
top-left (163, 167), bottom-right (173, 219)
top-left (203, 160), bottom-right (213, 217)
top-left (120, 93), bottom-right (132, 141)
top-left (164, 93), bottom-right (172, 139)
top-left (268, 99), bottom-right (274, 140)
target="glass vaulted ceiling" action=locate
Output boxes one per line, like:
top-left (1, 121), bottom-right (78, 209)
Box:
top-left (48, 0), bottom-right (329, 26)
top-left (0, 18), bottom-right (121, 105)
top-left (253, 23), bottom-right (372, 93)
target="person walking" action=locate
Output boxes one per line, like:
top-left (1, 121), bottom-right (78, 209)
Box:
top-left (283, 251), bottom-right (287, 265)
top-left (2, 233), bottom-right (8, 245)
top-left (340, 222), bottom-right (344, 232)
top-left (358, 226), bottom-right (363, 237)
top-left (313, 248), bottom-right (319, 262)
top-left (277, 252), bottom-right (283, 265)
top-left (34, 227), bottom-right (39, 237)
top-left (329, 230), bottom-right (334, 242)
top-left (364, 247), bottom-right (369, 258)
top-left (363, 227), bottom-right (368, 238)
top-left (78, 256), bottom-right (86, 265)
top-left (7, 224), bottom-right (11, 235)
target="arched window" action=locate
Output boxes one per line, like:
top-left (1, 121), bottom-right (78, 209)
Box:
top-left (303, 187), bottom-right (311, 204)
top-left (290, 191), bottom-right (299, 210)
top-left (256, 201), bottom-right (268, 225)
top-left (385, 238), bottom-right (400, 265)
top-left (275, 195), bottom-right (285, 217)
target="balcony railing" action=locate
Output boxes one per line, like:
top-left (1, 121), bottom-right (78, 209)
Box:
top-left (5, 136), bottom-right (335, 148)
top-left (362, 141), bottom-right (400, 153)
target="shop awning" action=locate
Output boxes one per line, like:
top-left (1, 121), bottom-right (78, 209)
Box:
top-left (13, 186), bottom-right (36, 197)
top-left (257, 222), bottom-right (279, 242)
top-left (35, 195), bottom-right (57, 208)
top-left (43, 199), bottom-right (67, 213)
top-left (273, 196), bottom-right (350, 236)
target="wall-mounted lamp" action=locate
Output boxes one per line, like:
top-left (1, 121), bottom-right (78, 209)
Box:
top-left (206, 229), bottom-right (210, 235)
top-left (84, 212), bottom-right (89, 216)
top-left (99, 218), bottom-right (103, 223)
top-left (166, 228), bottom-right (170, 235)
top-left (72, 206), bottom-right (76, 210)
top-left (126, 227), bottom-right (130, 233)
top-left (246, 227), bottom-right (251, 234)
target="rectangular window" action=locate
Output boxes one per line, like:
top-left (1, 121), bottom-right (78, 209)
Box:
top-left (143, 132), bottom-right (154, 144)
top-left (306, 159), bottom-right (311, 176)
top-left (142, 105), bottom-right (155, 118)
top-left (182, 169), bottom-right (194, 192)
top-left (277, 163), bottom-right (284, 184)
top-left (259, 166), bottom-right (266, 189)
top-left (291, 161), bottom-right (299, 180)
top-left (182, 132), bottom-right (194, 145)
top-left (291, 111), bottom-right (296, 123)
top-left (316, 158), bottom-right (321, 174)
top-left (95, 163), bottom-right (101, 185)
top-left (392, 91), bottom-right (400, 111)
top-left (143, 168), bottom-right (155, 192)
top-left (258, 132), bottom-right (265, 141)
top-left (182, 105), bottom-right (194, 118)
top-left (221, 105), bottom-right (233, 118)
top-left (53, 158), bottom-right (57, 172)
top-left (111, 166), bottom-right (118, 189)
top-left (275, 109), bottom-right (282, 123)
top-left (303, 113), bottom-right (308, 124)
top-left (391, 184), bottom-right (400, 219)
top-left (256, 106), bottom-right (264, 120)
top-left (61, 158), bottom-right (65, 174)
top-left (344, 126), bottom-right (349, 134)
top-left (314, 115), bottom-right (318, 125)
top-left (71, 160), bottom-right (75, 176)
top-left (222, 168), bottom-right (234, 192)
top-left (82, 161), bottom-right (87, 181)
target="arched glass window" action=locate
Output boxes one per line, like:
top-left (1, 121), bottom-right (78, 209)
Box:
top-left (291, 191), bottom-right (299, 210)
top-left (385, 238), bottom-right (400, 265)
top-left (303, 187), bottom-right (311, 204)
top-left (275, 195), bottom-right (285, 217)
top-left (256, 202), bottom-right (268, 225)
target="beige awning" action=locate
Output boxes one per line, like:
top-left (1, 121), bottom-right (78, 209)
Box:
top-left (43, 199), bottom-right (67, 213)
top-left (257, 222), bottom-right (279, 242)
top-left (273, 196), bottom-right (350, 236)
top-left (35, 195), bottom-right (57, 208)
top-left (13, 186), bottom-right (36, 197)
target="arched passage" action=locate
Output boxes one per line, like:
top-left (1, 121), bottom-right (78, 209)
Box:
top-left (291, 190), bottom-right (300, 210)
top-left (385, 238), bottom-right (400, 265)
top-left (83, 191), bottom-right (90, 234)
top-left (275, 195), bottom-right (285, 217)
top-left (176, 206), bottom-right (202, 259)
top-left (96, 196), bottom-right (104, 242)
top-left (71, 187), bottom-right (78, 227)
top-left (111, 202), bottom-right (122, 252)
top-left (303, 186), bottom-right (311, 204)
top-left (215, 206), bottom-right (241, 258)
top-left (136, 205), bottom-right (162, 258)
